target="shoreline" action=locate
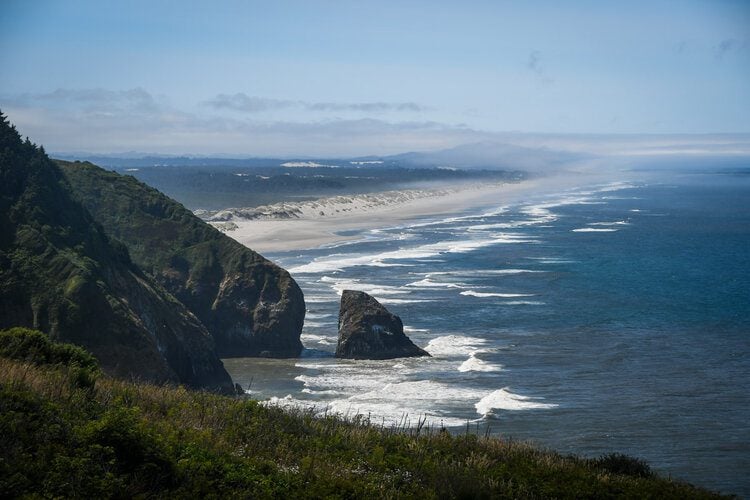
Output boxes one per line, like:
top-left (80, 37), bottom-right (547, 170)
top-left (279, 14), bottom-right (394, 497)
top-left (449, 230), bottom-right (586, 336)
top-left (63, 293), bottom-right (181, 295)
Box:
top-left (208, 173), bottom-right (597, 253)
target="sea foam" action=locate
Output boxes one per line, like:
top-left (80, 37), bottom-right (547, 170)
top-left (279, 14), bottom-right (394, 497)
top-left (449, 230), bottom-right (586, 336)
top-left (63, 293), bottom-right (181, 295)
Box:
top-left (426, 269), bottom-right (543, 277)
top-left (587, 221), bottom-right (630, 226)
top-left (475, 388), bottom-right (557, 416)
top-left (300, 334), bottom-right (335, 345)
top-left (458, 353), bottom-right (503, 372)
top-left (305, 312), bottom-right (333, 319)
top-left (460, 290), bottom-right (534, 298)
top-left (379, 297), bottom-right (437, 305)
top-left (290, 232), bottom-right (536, 274)
top-left (303, 321), bottom-right (336, 328)
top-left (406, 278), bottom-right (466, 289)
top-left (320, 276), bottom-right (406, 296)
top-left (426, 335), bottom-right (490, 357)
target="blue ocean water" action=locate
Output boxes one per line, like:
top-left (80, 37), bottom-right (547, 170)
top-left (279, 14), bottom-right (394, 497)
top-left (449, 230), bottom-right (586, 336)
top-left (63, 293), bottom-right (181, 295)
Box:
top-left (223, 171), bottom-right (750, 496)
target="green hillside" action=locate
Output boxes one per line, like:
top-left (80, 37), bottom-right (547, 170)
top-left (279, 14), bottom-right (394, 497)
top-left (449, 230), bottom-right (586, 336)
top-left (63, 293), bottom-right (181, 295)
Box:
top-left (0, 328), bottom-right (725, 499)
top-left (0, 112), bottom-right (233, 392)
top-left (58, 160), bottom-right (305, 358)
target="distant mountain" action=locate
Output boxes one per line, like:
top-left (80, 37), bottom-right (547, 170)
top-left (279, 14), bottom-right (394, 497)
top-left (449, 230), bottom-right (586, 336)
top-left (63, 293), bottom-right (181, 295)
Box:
top-left (58, 160), bottom-right (305, 358)
top-left (0, 112), bottom-right (234, 392)
top-left (388, 141), bottom-right (591, 171)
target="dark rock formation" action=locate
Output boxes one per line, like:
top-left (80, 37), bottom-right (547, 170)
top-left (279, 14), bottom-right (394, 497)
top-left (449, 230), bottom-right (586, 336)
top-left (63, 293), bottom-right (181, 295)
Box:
top-left (59, 160), bottom-right (305, 357)
top-left (0, 112), bottom-right (234, 393)
top-left (335, 290), bottom-right (430, 359)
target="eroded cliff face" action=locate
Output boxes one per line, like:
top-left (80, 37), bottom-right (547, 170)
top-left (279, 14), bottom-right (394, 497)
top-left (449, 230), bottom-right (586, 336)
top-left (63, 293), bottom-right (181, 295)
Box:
top-left (0, 115), bottom-right (234, 393)
top-left (209, 258), bottom-right (305, 357)
top-left (59, 161), bottom-right (305, 357)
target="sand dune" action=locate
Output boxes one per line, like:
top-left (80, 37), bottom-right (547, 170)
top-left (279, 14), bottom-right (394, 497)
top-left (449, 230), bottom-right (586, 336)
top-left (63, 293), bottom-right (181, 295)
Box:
top-left (200, 186), bottom-right (454, 223)
top-left (197, 175), bottom-right (592, 253)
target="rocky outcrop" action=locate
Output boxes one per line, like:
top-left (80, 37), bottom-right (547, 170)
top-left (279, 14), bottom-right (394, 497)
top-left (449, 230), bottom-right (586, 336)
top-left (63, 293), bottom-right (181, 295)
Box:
top-left (335, 290), bottom-right (430, 359)
top-left (59, 160), bottom-right (305, 357)
top-left (0, 113), bottom-right (234, 393)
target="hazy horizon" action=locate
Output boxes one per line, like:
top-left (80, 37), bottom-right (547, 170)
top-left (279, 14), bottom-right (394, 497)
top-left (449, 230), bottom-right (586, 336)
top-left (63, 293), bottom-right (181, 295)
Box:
top-left (2, 1), bottom-right (749, 157)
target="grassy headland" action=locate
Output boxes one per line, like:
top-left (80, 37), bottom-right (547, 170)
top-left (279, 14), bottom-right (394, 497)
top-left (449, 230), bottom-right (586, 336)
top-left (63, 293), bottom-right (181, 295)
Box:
top-left (0, 328), bottom-right (725, 498)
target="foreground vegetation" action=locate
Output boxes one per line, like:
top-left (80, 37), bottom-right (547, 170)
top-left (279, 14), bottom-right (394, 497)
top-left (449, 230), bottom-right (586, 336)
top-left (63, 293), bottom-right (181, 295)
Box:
top-left (0, 328), bottom-right (724, 498)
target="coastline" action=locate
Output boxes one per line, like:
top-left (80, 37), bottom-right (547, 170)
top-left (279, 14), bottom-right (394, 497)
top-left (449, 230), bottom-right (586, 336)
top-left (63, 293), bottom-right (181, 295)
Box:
top-left (201, 170), bottom-right (747, 496)
top-left (208, 173), bottom-right (596, 253)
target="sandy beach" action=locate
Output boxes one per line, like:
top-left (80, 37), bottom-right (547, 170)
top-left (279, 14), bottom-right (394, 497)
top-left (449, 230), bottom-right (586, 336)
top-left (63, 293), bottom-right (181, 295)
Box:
top-left (205, 174), bottom-right (594, 253)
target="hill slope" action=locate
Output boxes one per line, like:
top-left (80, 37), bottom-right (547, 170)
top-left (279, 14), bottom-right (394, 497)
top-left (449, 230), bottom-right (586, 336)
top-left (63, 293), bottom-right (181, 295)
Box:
top-left (0, 331), bottom-right (724, 498)
top-left (58, 160), bottom-right (305, 357)
top-left (0, 112), bottom-right (233, 392)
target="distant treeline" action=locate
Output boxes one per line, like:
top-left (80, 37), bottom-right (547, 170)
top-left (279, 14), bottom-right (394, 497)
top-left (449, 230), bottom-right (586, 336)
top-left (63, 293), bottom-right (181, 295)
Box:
top-left (74, 161), bottom-right (524, 210)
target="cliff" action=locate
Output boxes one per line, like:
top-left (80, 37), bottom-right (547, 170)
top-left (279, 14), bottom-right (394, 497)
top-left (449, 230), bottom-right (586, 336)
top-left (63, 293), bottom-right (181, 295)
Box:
top-left (0, 113), bottom-right (233, 392)
top-left (58, 160), bottom-right (305, 357)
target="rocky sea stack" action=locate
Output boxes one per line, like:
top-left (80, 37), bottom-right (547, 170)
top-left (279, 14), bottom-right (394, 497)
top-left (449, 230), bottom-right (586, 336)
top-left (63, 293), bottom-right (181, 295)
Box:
top-left (335, 290), bottom-right (430, 359)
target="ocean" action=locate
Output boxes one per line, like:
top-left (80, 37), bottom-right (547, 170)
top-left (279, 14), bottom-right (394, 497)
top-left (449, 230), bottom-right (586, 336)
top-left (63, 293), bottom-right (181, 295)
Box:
top-left (222, 170), bottom-right (750, 496)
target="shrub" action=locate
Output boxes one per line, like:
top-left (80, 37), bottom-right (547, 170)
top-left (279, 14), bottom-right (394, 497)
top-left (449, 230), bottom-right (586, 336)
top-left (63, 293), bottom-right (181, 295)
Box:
top-left (0, 327), bottom-right (99, 388)
top-left (589, 452), bottom-right (654, 478)
top-left (0, 327), bottom-right (98, 371)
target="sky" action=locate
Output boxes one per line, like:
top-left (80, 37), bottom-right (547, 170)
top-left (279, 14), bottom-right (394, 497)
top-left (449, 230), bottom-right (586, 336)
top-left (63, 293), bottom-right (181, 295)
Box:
top-left (1, 0), bottom-right (749, 156)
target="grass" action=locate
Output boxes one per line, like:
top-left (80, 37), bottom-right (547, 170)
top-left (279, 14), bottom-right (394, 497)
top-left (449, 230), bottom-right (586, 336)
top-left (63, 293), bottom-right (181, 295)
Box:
top-left (0, 329), bottom-right (728, 498)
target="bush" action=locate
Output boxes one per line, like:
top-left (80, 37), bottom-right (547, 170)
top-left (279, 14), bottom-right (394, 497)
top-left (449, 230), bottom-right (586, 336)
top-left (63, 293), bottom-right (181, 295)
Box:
top-left (81, 406), bottom-right (177, 492)
top-left (0, 327), bottom-right (98, 371)
top-left (589, 452), bottom-right (654, 478)
top-left (0, 327), bottom-right (99, 388)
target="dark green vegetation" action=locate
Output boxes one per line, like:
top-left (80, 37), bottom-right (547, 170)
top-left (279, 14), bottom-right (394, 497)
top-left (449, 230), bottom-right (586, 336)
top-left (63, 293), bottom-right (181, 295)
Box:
top-left (58, 159), bottom-right (305, 358)
top-left (0, 327), bottom-right (99, 389)
top-left (0, 329), bottom-right (724, 498)
top-left (66, 157), bottom-right (524, 210)
top-left (0, 112), bottom-right (233, 392)
top-left (0, 327), bottom-right (98, 371)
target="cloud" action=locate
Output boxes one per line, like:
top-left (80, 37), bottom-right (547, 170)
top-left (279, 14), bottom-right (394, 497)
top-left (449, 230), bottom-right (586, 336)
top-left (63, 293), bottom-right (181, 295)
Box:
top-left (203, 92), bottom-right (427, 114)
top-left (307, 101), bottom-right (425, 112)
top-left (0, 88), bottom-right (475, 156)
top-left (5, 87), bottom-right (748, 159)
top-left (9, 88), bottom-right (161, 115)
top-left (204, 94), bottom-right (297, 112)
top-left (673, 40), bottom-right (689, 54)
top-left (527, 51), bottom-right (553, 85)
top-left (1, 87), bottom-right (202, 150)
top-left (527, 51), bottom-right (541, 72)
top-left (714, 38), bottom-right (747, 59)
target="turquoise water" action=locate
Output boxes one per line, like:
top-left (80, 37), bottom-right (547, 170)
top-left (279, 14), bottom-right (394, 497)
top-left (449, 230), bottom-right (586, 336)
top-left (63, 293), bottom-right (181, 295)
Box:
top-left (225, 171), bottom-right (750, 495)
